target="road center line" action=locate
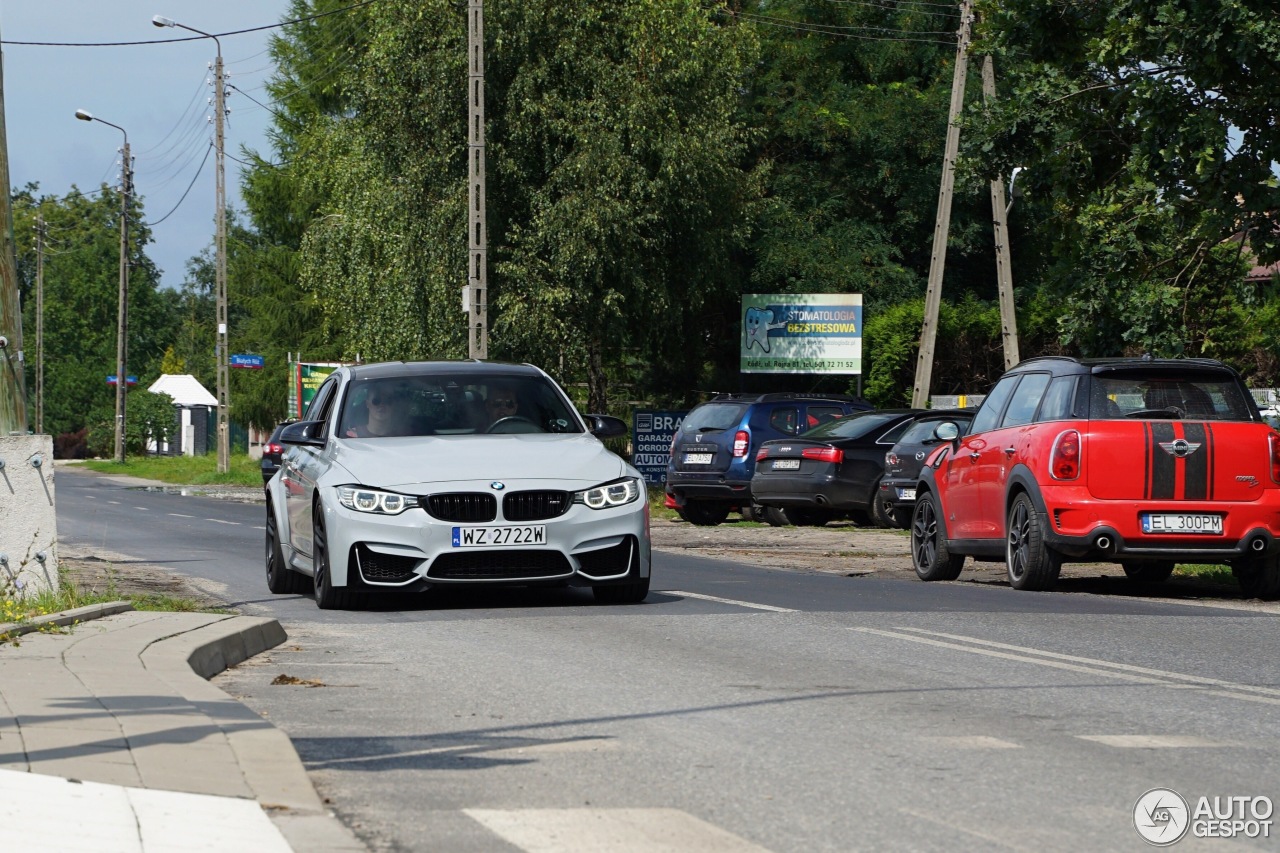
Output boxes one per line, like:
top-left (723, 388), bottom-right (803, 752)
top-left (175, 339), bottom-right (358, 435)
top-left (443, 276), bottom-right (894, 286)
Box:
top-left (211, 519), bottom-right (240, 526)
top-left (664, 590), bottom-right (796, 613)
top-left (893, 626), bottom-right (1280, 699)
top-left (853, 627), bottom-right (1280, 705)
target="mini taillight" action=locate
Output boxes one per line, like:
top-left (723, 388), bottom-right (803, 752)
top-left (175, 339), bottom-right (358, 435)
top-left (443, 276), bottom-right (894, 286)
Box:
top-left (1050, 430), bottom-right (1081, 480)
top-left (1270, 433), bottom-right (1280, 484)
top-left (756, 447), bottom-right (769, 461)
top-left (733, 429), bottom-right (749, 458)
top-left (802, 446), bottom-right (843, 464)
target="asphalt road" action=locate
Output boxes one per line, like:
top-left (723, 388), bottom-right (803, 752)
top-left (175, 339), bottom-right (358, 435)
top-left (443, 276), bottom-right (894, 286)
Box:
top-left (55, 468), bottom-right (1280, 851)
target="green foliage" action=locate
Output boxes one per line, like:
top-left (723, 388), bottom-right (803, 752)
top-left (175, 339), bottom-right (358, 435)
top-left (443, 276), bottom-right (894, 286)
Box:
top-left (125, 390), bottom-right (175, 455)
top-left (967, 0), bottom-right (1280, 367)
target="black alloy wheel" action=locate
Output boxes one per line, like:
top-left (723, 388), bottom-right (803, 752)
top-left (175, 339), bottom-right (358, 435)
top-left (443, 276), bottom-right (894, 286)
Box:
top-left (911, 491), bottom-right (964, 581)
top-left (265, 502), bottom-right (308, 594)
top-left (312, 506), bottom-right (360, 610)
top-left (1005, 492), bottom-right (1062, 591)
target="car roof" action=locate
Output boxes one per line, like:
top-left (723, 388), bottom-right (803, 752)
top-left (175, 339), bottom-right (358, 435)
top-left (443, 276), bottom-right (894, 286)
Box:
top-left (342, 360), bottom-right (547, 381)
top-left (1008, 355), bottom-right (1235, 377)
top-left (702, 392), bottom-right (869, 405)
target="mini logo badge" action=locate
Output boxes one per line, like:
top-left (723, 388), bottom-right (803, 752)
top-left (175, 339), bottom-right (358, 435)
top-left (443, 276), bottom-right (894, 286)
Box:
top-left (490, 482), bottom-right (505, 491)
top-left (1158, 439), bottom-right (1201, 458)
top-left (1134, 788), bottom-right (1190, 846)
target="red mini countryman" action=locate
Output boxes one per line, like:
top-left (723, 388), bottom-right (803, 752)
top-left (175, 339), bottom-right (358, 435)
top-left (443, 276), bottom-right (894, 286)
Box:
top-left (911, 356), bottom-right (1280, 599)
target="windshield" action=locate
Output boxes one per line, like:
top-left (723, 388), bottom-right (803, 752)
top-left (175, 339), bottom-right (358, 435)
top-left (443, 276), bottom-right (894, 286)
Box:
top-left (338, 373), bottom-right (583, 437)
top-left (801, 410), bottom-right (904, 440)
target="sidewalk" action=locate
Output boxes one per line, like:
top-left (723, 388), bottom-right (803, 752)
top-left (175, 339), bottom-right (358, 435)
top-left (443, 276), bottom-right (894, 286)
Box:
top-left (0, 605), bottom-right (364, 852)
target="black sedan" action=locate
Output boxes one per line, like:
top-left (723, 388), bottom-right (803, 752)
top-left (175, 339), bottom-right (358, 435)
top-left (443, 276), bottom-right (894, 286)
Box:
top-left (259, 420), bottom-right (296, 488)
top-left (877, 409), bottom-right (974, 529)
top-left (750, 409), bottom-right (923, 527)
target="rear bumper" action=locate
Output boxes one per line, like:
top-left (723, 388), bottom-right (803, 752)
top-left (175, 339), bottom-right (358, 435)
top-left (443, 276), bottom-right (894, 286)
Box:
top-left (751, 474), bottom-right (869, 510)
top-left (666, 472), bottom-right (752, 505)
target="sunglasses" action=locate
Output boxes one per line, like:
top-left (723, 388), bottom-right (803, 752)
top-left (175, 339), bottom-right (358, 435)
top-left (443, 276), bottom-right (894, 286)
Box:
top-left (369, 394), bottom-right (403, 406)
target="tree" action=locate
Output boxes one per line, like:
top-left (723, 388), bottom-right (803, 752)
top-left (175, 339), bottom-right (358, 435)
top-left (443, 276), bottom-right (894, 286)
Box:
top-left (966, 0), bottom-right (1280, 364)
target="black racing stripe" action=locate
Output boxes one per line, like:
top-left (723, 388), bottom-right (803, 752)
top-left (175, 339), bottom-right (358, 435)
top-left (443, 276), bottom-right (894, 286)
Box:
top-left (1143, 421), bottom-right (1152, 500)
top-left (1150, 421), bottom-right (1177, 499)
top-left (1183, 422), bottom-right (1208, 500)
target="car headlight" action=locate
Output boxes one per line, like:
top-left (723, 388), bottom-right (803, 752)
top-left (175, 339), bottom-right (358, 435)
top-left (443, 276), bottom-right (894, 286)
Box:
top-left (337, 486), bottom-right (413, 515)
top-left (575, 477), bottom-right (641, 510)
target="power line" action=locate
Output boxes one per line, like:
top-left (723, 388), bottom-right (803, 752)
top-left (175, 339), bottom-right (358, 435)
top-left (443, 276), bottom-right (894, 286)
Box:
top-left (145, 143), bottom-right (215, 227)
top-left (726, 8), bottom-right (958, 45)
top-left (0, 0), bottom-right (386, 47)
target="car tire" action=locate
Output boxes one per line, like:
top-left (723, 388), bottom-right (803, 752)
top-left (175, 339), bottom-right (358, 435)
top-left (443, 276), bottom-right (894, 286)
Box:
top-left (742, 501), bottom-right (768, 523)
top-left (1233, 555), bottom-right (1280, 600)
top-left (312, 506), bottom-right (361, 610)
top-left (1121, 560), bottom-right (1176, 583)
top-left (266, 502), bottom-right (308, 594)
top-left (1005, 492), bottom-right (1062, 591)
top-left (911, 491), bottom-right (965, 581)
top-left (682, 502), bottom-right (731, 527)
top-left (763, 506), bottom-right (792, 527)
top-left (845, 509), bottom-right (872, 527)
top-left (870, 481), bottom-right (896, 529)
top-left (592, 577), bottom-right (651, 604)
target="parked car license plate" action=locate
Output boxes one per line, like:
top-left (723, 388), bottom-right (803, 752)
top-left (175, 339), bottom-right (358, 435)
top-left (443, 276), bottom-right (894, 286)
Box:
top-left (683, 453), bottom-right (714, 465)
top-left (772, 459), bottom-right (800, 470)
top-left (896, 487), bottom-right (916, 501)
top-left (452, 525), bottom-right (547, 547)
top-left (1140, 513), bottom-right (1223, 535)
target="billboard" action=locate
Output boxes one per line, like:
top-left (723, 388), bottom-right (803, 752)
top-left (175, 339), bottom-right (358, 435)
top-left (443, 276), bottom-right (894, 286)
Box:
top-left (631, 409), bottom-right (688, 486)
top-left (291, 362), bottom-right (343, 419)
top-left (740, 293), bottom-right (862, 374)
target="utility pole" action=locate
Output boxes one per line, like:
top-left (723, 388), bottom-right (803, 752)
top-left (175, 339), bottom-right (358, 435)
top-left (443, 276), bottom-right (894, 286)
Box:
top-left (0, 36), bottom-right (26, 435)
top-left (34, 216), bottom-right (44, 435)
top-left (912, 0), bottom-right (973, 409)
top-left (466, 0), bottom-right (489, 359)
top-left (114, 138), bottom-right (132, 464)
top-left (154, 15), bottom-right (229, 472)
top-left (982, 55), bottom-right (1019, 369)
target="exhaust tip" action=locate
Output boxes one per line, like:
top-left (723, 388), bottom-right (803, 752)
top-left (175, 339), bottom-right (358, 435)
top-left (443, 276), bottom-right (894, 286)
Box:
top-left (1095, 535), bottom-right (1112, 552)
top-left (1252, 537), bottom-right (1267, 552)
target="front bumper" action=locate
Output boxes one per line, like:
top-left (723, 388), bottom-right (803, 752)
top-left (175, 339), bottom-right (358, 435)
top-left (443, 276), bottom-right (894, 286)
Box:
top-left (320, 489), bottom-right (651, 589)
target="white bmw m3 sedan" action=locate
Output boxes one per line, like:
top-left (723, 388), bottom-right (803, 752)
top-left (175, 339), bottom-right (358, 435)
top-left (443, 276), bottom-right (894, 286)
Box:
top-left (265, 361), bottom-right (651, 609)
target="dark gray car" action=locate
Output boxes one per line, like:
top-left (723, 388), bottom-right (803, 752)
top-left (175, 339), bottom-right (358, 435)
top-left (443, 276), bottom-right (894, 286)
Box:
top-left (877, 409), bottom-right (974, 529)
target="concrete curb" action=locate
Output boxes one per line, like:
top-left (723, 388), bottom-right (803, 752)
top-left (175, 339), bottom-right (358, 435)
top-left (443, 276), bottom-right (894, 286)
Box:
top-left (0, 599), bottom-right (135, 639)
top-left (140, 616), bottom-right (366, 852)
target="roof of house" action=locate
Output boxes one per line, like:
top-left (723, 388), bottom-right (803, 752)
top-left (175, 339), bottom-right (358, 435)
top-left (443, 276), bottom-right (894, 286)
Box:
top-left (147, 374), bottom-right (217, 407)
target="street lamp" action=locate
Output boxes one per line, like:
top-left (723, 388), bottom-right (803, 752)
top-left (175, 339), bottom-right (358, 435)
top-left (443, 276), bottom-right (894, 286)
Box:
top-left (75, 109), bottom-right (131, 464)
top-left (153, 13), bottom-right (229, 473)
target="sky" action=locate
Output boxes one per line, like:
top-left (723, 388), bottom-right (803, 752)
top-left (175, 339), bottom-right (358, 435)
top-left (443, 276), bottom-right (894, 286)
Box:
top-left (2, 1), bottom-right (291, 290)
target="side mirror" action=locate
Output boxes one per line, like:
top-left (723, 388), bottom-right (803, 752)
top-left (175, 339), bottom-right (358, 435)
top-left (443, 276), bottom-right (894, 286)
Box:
top-left (279, 420), bottom-right (327, 447)
top-left (587, 414), bottom-right (628, 438)
top-left (933, 421), bottom-right (960, 442)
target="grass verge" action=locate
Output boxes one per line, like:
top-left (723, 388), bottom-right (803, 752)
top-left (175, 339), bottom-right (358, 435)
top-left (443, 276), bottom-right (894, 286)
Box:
top-left (79, 454), bottom-right (262, 487)
top-left (2, 581), bottom-right (227, 644)
top-left (1173, 564), bottom-right (1237, 586)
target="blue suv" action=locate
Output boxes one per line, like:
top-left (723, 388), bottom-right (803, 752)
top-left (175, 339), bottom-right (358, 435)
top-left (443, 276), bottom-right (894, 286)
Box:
top-left (665, 392), bottom-right (872, 525)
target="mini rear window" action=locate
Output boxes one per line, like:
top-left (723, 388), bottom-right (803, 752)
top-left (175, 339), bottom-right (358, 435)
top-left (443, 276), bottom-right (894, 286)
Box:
top-left (1088, 371), bottom-right (1254, 421)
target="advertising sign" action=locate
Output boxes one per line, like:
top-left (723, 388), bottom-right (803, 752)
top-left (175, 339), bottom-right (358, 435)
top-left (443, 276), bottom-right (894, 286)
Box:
top-left (292, 362), bottom-right (343, 418)
top-left (632, 409), bottom-right (688, 486)
top-left (740, 293), bottom-right (862, 374)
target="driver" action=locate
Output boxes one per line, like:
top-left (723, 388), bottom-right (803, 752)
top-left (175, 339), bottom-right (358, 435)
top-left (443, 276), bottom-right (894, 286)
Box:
top-left (483, 384), bottom-right (523, 427)
top-left (347, 386), bottom-right (411, 437)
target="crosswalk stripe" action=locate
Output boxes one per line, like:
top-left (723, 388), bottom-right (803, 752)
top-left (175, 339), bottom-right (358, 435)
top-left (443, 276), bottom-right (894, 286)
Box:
top-left (463, 808), bottom-right (772, 852)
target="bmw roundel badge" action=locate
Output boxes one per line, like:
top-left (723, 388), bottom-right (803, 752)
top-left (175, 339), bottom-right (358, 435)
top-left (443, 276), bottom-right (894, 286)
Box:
top-left (490, 481), bottom-right (505, 491)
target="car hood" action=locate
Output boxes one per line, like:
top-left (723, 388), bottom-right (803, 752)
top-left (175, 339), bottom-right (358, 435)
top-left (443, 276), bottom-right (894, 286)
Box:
top-left (331, 433), bottom-right (629, 491)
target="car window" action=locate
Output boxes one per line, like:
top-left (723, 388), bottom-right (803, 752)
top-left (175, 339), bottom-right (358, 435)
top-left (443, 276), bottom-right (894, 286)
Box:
top-left (802, 411), bottom-right (904, 440)
top-left (969, 374), bottom-right (1019, 434)
top-left (306, 378), bottom-right (339, 436)
top-left (898, 415), bottom-right (973, 445)
top-left (769, 407), bottom-right (801, 435)
top-left (877, 419), bottom-right (914, 444)
top-left (805, 406), bottom-right (845, 429)
top-left (683, 402), bottom-right (748, 432)
top-left (1001, 373), bottom-right (1051, 428)
top-left (1089, 371), bottom-right (1254, 421)
top-left (1037, 375), bottom-right (1077, 422)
